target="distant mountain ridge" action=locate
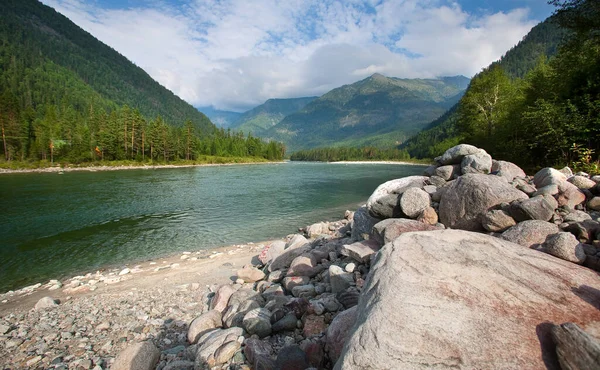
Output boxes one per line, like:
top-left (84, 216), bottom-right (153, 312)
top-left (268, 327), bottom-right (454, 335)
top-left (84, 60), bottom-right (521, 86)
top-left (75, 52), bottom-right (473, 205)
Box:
top-left (230, 97), bottom-right (318, 135)
top-left (199, 107), bottom-right (242, 128)
top-left (264, 74), bottom-right (470, 152)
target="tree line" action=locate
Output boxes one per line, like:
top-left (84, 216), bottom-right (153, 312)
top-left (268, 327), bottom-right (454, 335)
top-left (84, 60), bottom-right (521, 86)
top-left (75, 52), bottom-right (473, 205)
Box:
top-left (0, 99), bottom-right (285, 164)
top-left (290, 147), bottom-right (411, 162)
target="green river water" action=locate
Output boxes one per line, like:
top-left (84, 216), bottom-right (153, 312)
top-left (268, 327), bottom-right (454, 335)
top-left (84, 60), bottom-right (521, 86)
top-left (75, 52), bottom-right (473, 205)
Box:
top-left (0, 161), bottom-right (425, 292)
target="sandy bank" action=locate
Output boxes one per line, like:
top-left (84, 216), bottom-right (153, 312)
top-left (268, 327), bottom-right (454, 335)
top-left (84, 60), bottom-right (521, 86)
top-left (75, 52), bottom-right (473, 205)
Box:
top-left (0, 161), bottom-right (286, 175)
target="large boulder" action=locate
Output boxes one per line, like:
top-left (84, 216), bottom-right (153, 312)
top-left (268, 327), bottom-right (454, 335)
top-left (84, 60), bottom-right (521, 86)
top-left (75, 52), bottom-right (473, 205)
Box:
top-left (461, 149), bottom-right (492, 174)
top-left (366, 176), bottom-right (428, 219)
top-left (557, 181), bottom-right (586, 208)
top-left (334, 230), bottom-right (600, 369)
top-left (437, 144), bottom-right (481, 165)
top-left (327, 306), bottom-right (358, 364)
top-left (351, 206), bottom-right (381, 241)
top-left (533, 167), bottom-right (568, 188)
top-left (439, 174), bottom-right (528, 231)
top-left (492, 160), bottom-right (526, 181)
top-left (501, 220), bottom-right (559, 249)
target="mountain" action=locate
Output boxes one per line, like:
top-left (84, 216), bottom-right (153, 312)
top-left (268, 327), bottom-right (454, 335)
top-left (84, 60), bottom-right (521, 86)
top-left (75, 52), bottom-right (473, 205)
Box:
top-left (199, 107), bottom-right (242, 128)
top-left (231, 97), bottom-right (318, 136)
top-left (264, 74), bottom-right (470, 152)
top-left (401, 17), bottom-right (567, 159)
top-left (0, 0), bottom-right (214, 132)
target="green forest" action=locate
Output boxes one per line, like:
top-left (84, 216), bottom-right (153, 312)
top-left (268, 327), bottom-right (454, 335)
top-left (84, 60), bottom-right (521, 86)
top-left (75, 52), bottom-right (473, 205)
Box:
top-left (0, 0), bottom-right (285, 167)
top-left (290, 146), bottom-right (412, 162)
top-left (403, 0), bottom-right (599, 172)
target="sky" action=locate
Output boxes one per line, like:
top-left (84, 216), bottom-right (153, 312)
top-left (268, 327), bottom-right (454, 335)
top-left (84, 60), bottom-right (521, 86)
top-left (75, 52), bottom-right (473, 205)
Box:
top-left (40, 0), bottom-right (555, 112)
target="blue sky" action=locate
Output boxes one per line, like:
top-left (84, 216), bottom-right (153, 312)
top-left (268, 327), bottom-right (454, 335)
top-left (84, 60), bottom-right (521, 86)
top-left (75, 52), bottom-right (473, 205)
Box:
top-left (41, 0), bottom-right (556, 111)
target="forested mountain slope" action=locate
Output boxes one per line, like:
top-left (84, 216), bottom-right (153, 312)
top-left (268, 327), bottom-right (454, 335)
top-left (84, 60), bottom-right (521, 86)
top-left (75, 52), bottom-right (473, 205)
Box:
top-left (231, 97), bottom-right (317, 136)
top-left (265, 74), bottom-right (469, 152)
top-left (401, 16), bottom-right (568, 161)
top-left (0, 0), bottom-right (285, 163)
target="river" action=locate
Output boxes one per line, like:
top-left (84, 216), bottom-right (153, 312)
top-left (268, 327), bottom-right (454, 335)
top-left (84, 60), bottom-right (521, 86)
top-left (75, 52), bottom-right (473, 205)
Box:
top-left (0, 162), bottom-right (425, 292)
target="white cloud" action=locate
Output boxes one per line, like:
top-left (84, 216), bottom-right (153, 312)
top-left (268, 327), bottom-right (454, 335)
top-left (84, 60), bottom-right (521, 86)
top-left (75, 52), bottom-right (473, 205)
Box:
top-left (41, 0), bottom-right (540, 112)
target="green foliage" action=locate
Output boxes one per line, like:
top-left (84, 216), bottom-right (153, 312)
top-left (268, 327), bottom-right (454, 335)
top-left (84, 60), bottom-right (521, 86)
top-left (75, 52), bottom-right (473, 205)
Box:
top-left (290, 146), bottom-right (412, 162)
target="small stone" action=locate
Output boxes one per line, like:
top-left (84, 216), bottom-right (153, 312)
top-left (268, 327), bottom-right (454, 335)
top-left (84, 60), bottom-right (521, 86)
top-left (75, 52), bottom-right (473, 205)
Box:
top-left (588, 197), bottom-right (600, 212)
top-left (292, 284), bottom-right (317, 299)
top-left (544, 232), bottom-right (587, 264)
top-left (237, 265), bottom-right (265, 282)
top-left (213, 340), bottom-right (241, 365)
top-left (210, 284), bottom-right (237, 312)
top-left (118, 268), bottom-right (130, 276)
top-left (341, 239), bottom-right (379, 263)
top-left (417, 206), bottom-right (438, 225)
top-left (0, 324), bottom-right (10, 334)
top-left (345, 263), bottom-right (356, 273)
top-left (272, 313), bottom-right (298, 332)
top-left (400, 187), bottom-right (431, 218)
top-left (329, 266), bottom-right (354, 294)
top-left (283, 276), bottom-right (310, 292)
top-left (482, 209), bottom-right (516, 232)
top-left (274, 345), bottom-right (309, 370)
top-left (303, 315), bottom-right (326, 337)
top-left (188, 310), bottom-right (223, 344)
top-left (568, 175), bottom-right (596, 190)
top-left (243, 308), bottom-right (272, 338)
top-left (26, 356), bottom-right (42, 367)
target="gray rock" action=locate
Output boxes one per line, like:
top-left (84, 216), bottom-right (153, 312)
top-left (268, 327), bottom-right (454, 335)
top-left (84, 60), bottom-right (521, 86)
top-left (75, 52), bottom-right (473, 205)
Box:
top-left (292, 284), bottom-right (317, 299)
top-left (427, 175), bottom-right (446, 187)
top-left (272, 313), bottom-right (298, 332)
top-left (532, 184), bottom-right (559, 197)
top-left (438, 144), bottom-right (481, 165)
top-left (509, 195), bottom-right (557, 222)
top-left (433, 165), bottom-right (455, 181)
top-left (557, 181), bottom-right (586, 208)
top-left (568, 175), bottom-right (596, 190)
top-left (306, 222), bottom-right (330, 238)
top-left (533, 167), bottom-right (568, 188)
top-left (366, 176), bottom-right (429, 219)
top-left (334, 230), bottom-right (600, 370)
top-left (188, 310), bottom-right (223, 344)
top-left (543, 232), bottom-right (586, 264)
top-left (262, 284), bottom-right (284, 300)
top-left (372, 218), bottom-right (441, 247)
top-left (213, 340), bottom-right (241, 365)
top-left (210, 284), bottom-right (237, 312)
top-left (269, 237), bottom-right (311, 272)
top-left (461, 149), bottom-right (492, 174)
top-left (481, 209), bottom-right (516, 232)
top-left (244, 338), bottom-right (273, 369)
top-left (351, 206), bottom-right (381, 241)
top-left (329, 266), bottom-right (353, 294)
top-left (423, 165), bottom-right (437, 177)
top-left (112, 342), bottom-right (160, 370)
top-left (287, 253), bottom-right (319, 277)
top-left (422, 185), bottom-right (437, 195)
top-left (282, 276), bottom-right (310, 292)
top-left (222, 289), bottom-right (263, 328)
top-left (196, 327), bottom-right (244, 366)
top-left (588, 197), bottom-right (600, 211)
top-left (0, 324), bottom-right (10, 335)
top-left (501, 220), bottom-right (559, 248)
top-left (259, 240), bottom-right (286, 265)
top-left (399, 187), bottom-right (430, 218)
top-left (34, 297), bottom-right (59, 310)
top-left (274, 345), bottom-right (309, 370)
top-left (564, 210), bottom-right (592, 223)
top-left (439, 173), bottom-right (528, 231)
top-left (243, 308), bottom-right (272, 338)
top-left (341, 239), bottom-right (379, 264)
top-left (492, 160), bottom-right (526, 181)
top-left (327, 306), bottom-right (358, 364)
top-left (236, 265), bottom-right (265, 283)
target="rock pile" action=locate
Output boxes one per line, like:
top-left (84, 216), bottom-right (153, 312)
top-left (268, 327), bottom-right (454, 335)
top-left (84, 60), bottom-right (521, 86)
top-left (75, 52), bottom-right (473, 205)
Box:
top-left (3, 143), bottom-right (600, 369)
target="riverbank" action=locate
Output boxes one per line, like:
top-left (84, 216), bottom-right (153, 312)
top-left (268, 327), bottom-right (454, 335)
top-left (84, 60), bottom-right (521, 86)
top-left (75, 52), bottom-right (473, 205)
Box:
top-left (0, 159), bottom-right (286, 175)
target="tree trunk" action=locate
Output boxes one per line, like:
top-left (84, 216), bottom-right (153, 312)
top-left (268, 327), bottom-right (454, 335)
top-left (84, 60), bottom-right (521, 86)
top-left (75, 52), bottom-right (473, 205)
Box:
top-left (124, 121), bottom-right (128, 156)
top-left (1, 124), bottom-right (7, 161)
top-left (142, 131), bottom-right (145, 161)
top-left (131, 122), bottom-right (135, 159)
